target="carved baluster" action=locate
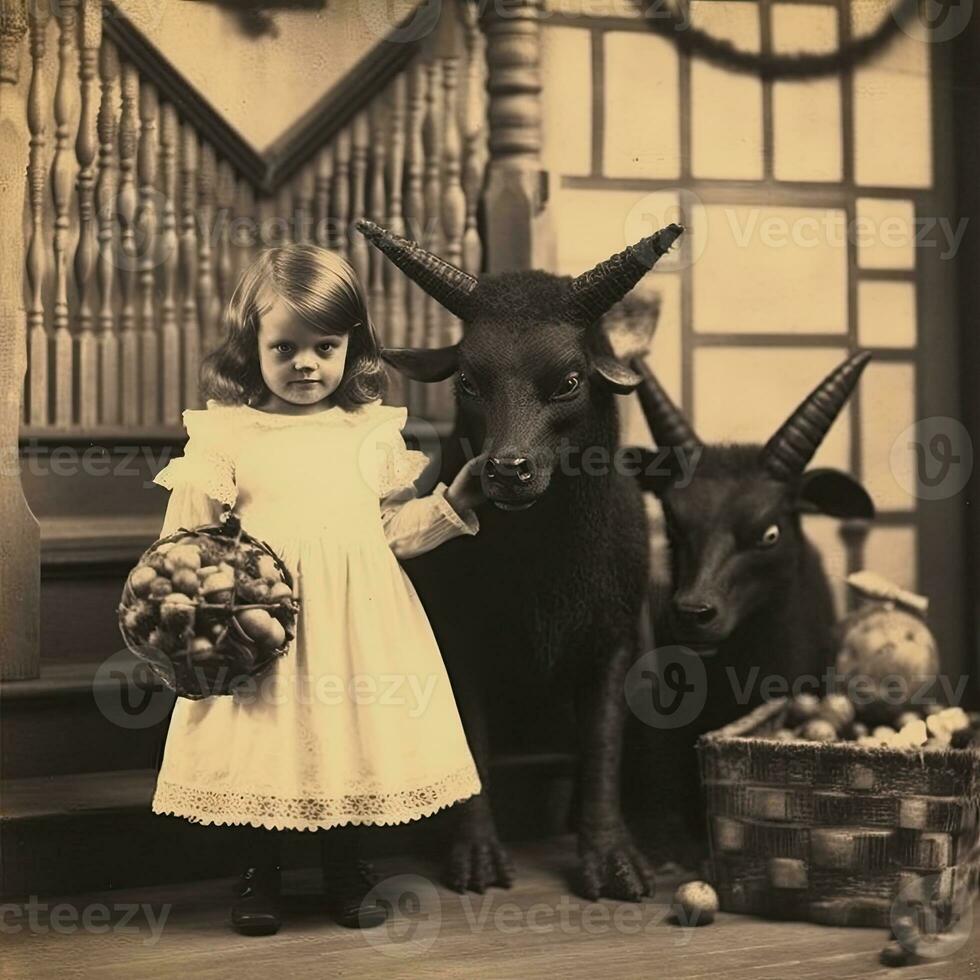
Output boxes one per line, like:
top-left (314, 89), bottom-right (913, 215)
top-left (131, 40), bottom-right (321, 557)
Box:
top-left (215, 160), bottom-right (235, 310)
top-left (197, 140), bottom-right (217, 351)
top-left (384, 72), bottom-right (408, 407)
top-left (25, 0), bottom-right (50, 427)
top-left (330, 127), bottom-right (350, 257)
top-left (480, 0), bottom-right (546, 272)
top-left (421, 57), bottom-right (443, 416)
top-left (159, 103), bottom-right (180, 424)
top-left (275, 183), bottom-right (293, 245)
top-left (0, 0), bottom-right (41, 680)
top-left (180, 123), bottom-right (200, 409)
top-left (74, 0), bottom-right (100, 426)
top-left (51, 0), bottom-right (79, 427)
top-left (96, 39), bottom-right (119, 425)
top-left (367, 99), bottom-right (387, 338)
top-left (314, 146), bottom-right (332, 248)
top-left (349, 111), bottom-right (369, 287)
top-left (460, 0), bottom-right (486, 277)
top-left (137, 80), bottom-right (159, 425)
top-left (234, 176), bottom-right (255, 282)
top-left (117, 62), bottom-right (139, 425)
top-left (404, 61), bottom-right (427, 413)
top-left (294, 162), bottom-right (314, 244)
top-left (441, 45), bottom-right (464, 321)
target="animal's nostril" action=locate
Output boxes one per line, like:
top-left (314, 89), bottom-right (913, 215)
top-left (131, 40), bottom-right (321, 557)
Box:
top-left (485, 456), bottom-right (535, 484)
top-left (674, 602), bottom-right (718, 626)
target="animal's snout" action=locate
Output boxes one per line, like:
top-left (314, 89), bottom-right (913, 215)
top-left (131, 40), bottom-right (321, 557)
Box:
top-left (672, 599), bottom-right (718, 628)
top-left (485, 456), bottom-right (535, 487)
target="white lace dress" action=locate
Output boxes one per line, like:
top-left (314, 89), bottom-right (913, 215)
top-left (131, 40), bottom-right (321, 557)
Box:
top-left (149, 398), bottom-right (482, 831)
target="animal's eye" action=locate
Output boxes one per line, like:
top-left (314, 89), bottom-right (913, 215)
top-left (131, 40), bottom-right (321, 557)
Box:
top-left (457, 372), bottom-right (478, 397)
top-left (552, 373), bottom-right (581, 400)
top-left (757, 524), bottom-right (781, 548)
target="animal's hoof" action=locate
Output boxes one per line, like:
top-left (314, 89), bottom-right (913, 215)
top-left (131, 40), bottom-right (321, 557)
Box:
top-left (578, 831), bottom-right (655, 903)
top-left (446, 837), bottom-right (516, 894)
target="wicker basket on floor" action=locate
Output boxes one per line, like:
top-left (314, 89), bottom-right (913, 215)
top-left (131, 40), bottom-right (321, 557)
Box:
top-left (697, 698), bottom-right (980, 929)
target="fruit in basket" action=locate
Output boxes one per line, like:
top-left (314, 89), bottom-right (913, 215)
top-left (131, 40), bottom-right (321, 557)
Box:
top-left (159, 591), bottom-right (195, 630)
top-left (236, 608), bottom-right (286, 648)
top-left (149, 576), bottom-right (173, 598)
top-left (786, 693), bottom-right (821, 727)
top-left (128, 565), bottom-right (157, 598)
top-left (257, 554), bottom-right (279, 581)
top-left (165, 544), bottom-right (202, 573)
top-left (236, 574), bottom-right (271, 604)
top-left (800, 719), bottom-right (837, 742)
top-left (817, 693), bottom-right (855, 733)
top-left (171, 569), bottom-right (200, 597)
top-left (672, 881), bottom-right (718, 926)
top-left (268, 582), bottom-right (293, 604)
top-left (201, 570), bottom-right (235, 601)
top-left (836, 572), bottom-right (938, 724)
top-left (121, 599), bottom-right (156, 635)
top-left (189, 636), bottom-right (219, 662)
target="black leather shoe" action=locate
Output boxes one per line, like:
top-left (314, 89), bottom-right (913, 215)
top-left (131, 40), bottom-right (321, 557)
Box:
top-left (322, 858), bottom-right (388, 929)
top-left (230, 865), bottom-right (282, 936)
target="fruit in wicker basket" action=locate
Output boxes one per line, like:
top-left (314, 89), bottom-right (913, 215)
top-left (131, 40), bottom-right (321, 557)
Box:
top-left (121, 599), bottom-right (156, 635)
top-left (128, 565), bottom-right (157, 598)
top-left (171, 569), bottom-right (200, 597)
top-left (165, 544), bottom-right (202, 573)
top-left (149, 576), bottom-right (173, 598)
top-left (236, 608), bottom-right (286, 648)
top-left (236, 574), bottom-right (271, 604)
top-left (785, 693), bottom-right (821, 727)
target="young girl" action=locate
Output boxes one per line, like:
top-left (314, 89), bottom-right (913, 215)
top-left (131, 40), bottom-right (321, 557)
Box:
top-left (150, 244), bottom-right (485, 935)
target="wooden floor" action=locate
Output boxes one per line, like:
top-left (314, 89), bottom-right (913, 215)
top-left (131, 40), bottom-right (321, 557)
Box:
top-left (3, 836), bottom-right (977, 979)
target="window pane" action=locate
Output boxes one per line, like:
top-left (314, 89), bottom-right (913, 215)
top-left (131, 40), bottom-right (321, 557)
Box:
top-left (862, 525), bottom-right (918, 595)
top-left (855, 198), bottom-right (917, 271)
top-left (852, 2), bottom-right (932, 188)
top-left (620, 275), bottom-right (682, 449)
top-left (541, 27), bottom-right (592, 177)
top-left (772, 4), bottom-right (842, 182)
top-left (552, 188), bottom-right (682, 277)
top-left (604, 31), bottom-right (680, 179)
top-left (858, 281), bottom-right (917, 348)
top-left (692, 205), bottom-right (847, 333)
top-left (860, 361), bottom-right (917, 511)
top-left (690, 1), bottom-right (763, 179)
top-left (693, 346), bottom-right (851, 472)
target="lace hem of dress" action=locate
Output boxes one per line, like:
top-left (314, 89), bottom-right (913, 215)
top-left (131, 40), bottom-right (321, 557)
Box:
top-left (150, 764), bottom-right (482, 831)
top-left (153, 455), bottom-right (238, 509)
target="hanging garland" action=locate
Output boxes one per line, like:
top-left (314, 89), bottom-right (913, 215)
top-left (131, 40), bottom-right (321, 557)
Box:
top-left (631, 0), bottom-right (919, 79)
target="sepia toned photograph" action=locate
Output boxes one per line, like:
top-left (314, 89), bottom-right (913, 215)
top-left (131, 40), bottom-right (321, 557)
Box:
top-left (0, 0), bottom-right (977, 976)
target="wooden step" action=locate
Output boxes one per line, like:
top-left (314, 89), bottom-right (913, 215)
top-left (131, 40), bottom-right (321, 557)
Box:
top-left (1, 755), bottom-right (575, 900)
top-left (0, 656), bottom-right (173, 779)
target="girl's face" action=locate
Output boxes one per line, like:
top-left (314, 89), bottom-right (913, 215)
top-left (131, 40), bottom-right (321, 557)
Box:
top-left (255, 297), bottom-right (350, 414)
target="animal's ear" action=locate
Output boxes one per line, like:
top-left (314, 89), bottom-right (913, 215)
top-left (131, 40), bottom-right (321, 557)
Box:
top-left (626, 446), bottom-right (673, 497)
top-left (797, 468), bottom-right (875, 520)
top-left (380, 345), bottom-right (459, 383)
top-left (588, 293), bottom-right (662, 393)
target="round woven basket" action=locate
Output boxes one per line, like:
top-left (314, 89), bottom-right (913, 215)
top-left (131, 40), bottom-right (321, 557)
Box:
top-left (118, 510), bottom-right (299, 699)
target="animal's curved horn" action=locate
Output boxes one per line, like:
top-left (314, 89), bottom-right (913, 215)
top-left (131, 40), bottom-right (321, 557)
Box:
top-left (760, 350), bottom-right (872, 481)
top-left (355, 219), bottom-right (478, 320)
top-left (568, 223), bottom-right (683, 323)
top-left (629, 355), bottom-right (702, 453)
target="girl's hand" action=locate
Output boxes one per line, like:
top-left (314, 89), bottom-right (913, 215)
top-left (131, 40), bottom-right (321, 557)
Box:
top-left (445, 454), bottom-right (488, 516)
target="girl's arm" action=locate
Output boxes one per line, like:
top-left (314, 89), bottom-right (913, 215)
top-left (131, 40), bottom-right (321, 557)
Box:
top-left (380, 481), bottom-right (479, 560)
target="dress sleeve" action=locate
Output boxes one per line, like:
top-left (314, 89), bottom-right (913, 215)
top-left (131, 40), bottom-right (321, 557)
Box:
top-left (153, 403), bottom-right (238, 538)
top-left (371, 404), bottom-right (480, 560)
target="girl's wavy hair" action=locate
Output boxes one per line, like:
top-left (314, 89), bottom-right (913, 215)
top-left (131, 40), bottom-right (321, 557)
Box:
top-left (201, 245), bottom-right (388, 411)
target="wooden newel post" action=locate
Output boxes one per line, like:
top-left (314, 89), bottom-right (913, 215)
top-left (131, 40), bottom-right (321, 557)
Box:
top-left (479, 0), bottom-right (552, 273)
top-left (0, 0), bottom-right (40, 681)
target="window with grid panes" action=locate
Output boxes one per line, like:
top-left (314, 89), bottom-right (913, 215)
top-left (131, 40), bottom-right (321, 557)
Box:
top-left (541, 0), bottom-right (964, 661)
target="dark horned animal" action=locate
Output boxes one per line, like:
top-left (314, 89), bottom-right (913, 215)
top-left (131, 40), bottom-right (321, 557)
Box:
top-left (624, 351), bottom-right (875, 859)
top-left (356, 218), bottom-right (683, 901)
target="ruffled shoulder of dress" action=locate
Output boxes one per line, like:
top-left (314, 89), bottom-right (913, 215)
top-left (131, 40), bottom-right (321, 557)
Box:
top-left (178, 399), bottom-right (244, 440)
top-left (361, 401), bottom-right (409, 430)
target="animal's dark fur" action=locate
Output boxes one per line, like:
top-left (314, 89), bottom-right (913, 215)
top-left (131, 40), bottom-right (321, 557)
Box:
top-left (624, 435), bottom-right (871, 867)
top-left (392, 270), bottom-right (656, 901)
